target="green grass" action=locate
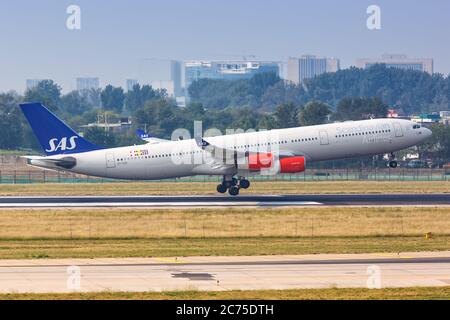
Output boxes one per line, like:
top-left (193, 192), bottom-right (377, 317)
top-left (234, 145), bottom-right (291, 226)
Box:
top-left (2, 287), bottom-right (450, 300)
top-left (0, 236), bottom-right (449, 260)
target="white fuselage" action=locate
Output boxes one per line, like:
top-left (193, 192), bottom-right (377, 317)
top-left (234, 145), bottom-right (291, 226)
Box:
top-left (31, 119), bottom-right (431, 180)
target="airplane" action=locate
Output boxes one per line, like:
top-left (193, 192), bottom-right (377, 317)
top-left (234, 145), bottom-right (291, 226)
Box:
top-left (19, 102), bottom-right (432, 196)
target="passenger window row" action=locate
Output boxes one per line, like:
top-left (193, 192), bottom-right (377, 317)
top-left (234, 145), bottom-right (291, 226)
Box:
top-left (335, 129), bottom-right (391, 138)
top-left (292, 137), bottom-right (318, 143)
top-left (116, 137), bottom-right (319, 163)
top-left (117, 151), bottom-right (204, 162)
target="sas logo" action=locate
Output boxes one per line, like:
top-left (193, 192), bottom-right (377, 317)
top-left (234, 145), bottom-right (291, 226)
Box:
top-left (46, 136), bottom-right (78, 152)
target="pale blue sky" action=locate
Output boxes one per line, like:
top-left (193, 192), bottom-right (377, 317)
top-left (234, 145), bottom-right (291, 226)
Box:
top-left (0, 0), bottom-right (449, 92)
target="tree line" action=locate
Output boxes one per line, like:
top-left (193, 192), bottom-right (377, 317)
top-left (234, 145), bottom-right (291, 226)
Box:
top-left (189, 64), bottom-right (450, 114)
top-left (0, 69), bottom-right (449, 166)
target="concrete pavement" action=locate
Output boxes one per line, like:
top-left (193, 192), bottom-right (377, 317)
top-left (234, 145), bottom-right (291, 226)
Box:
top-left (0, 252), bottom-right (449, 293)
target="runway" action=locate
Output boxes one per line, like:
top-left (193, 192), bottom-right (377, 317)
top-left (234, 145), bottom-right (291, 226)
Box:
top-left (0, 252), bottom-right (449, 293)
top-left (0, 193), bottom-right (449, 208)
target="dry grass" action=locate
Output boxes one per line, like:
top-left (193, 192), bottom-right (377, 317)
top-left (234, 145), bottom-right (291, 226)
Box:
top-left (2, 287), bottom-right (450, 300)
top-left (0, 207), bottom-right (449, 239)
top-left (0, 207), bottom-right (449, 259)
top-left (0, 181), bottom-right (448, 196)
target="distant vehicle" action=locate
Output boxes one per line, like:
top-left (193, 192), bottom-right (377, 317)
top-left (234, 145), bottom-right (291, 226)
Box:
top-left (405, 159), bottom-right (429, 168)
top-left (19, 102), bottom-right (432, 196)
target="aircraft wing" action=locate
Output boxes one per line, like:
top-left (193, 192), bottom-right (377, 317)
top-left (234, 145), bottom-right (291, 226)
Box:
top-left (195, 137), bottom-right (246, 162)
top-left (194, 137), bottom-right (298, 163)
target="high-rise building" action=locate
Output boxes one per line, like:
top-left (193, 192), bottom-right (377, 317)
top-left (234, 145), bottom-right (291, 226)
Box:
top-left (287, 55), bottom-right (340, 84)
top-left (76, 77), bottom-right (99, 91)
top-left (25, 79), bottom-right (46, 90)
top-left (356, 54), bottom-right (434, 74)
top-left (184, 60), bottom-right (281, 91)
top-left (126, 79), bottom-right (138, 91)
top-left (139, 59), bottom-right (182, 98)
top-left (170, 60), bottom-right (182, 98)
top-left (149, 80), bottom-right (175, 97)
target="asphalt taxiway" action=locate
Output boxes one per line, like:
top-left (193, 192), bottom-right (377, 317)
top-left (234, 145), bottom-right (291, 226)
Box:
top-left (0, 252), bottom-right (449, 293)
top-left (0, 194), bottom-right (449, 208)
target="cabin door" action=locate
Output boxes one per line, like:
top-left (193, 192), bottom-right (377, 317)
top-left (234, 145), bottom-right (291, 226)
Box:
top-left (393, 123), bottom-right (404, 137)
top-left (319, 130), bottom-right (329, 145)
top-left (106, 153), bottom-right (116, 168)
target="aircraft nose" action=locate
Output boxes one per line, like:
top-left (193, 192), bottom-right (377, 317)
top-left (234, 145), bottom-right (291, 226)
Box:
top-left (423, 127), bottom-right (432, 138)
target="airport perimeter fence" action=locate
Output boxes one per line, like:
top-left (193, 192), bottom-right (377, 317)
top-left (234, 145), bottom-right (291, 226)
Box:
top-left (0, 167), bottom-right (449, 184)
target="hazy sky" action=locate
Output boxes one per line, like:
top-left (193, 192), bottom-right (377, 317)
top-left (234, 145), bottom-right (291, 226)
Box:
top-left (0, 0), bottom-right (449, 92)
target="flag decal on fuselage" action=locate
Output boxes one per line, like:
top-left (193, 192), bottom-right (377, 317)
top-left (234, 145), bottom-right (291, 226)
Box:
top-left (130, 149), bottom-right (149, 157)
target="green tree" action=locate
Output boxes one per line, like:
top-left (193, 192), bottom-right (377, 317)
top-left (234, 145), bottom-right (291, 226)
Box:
top-left (421, 123), bottom-right (450, 165)
top-left (83, 127), bottom-right (117, 148)
top-left (188, 64), bottom-right (450, 114)
top-left (257, 114), bottom-right (277, 130)
top-left (60, 91), bottom-right (91, 115)
top-left (274, 103), bottom-right (299, 128)
top-left (101, 85), bottom-right (125, 113)
top-left (333, 97), bottom-right (389, 121)
top-left (81, 88), bottom-right (101, 108)
top-left (133, 99), bottom-right (184, 138)
top-left (248, 72), bottom-right (280, 98)
top-left (24, 80), bottom-right (61, 113)
top-left (186, 102), bottom-right (205, 118)
top-left (125, 84), bottom-right (167, 113)
top-left (0, 92), bottom-right (25, 150)
top-left (298, 101), bottom-right (331, 126)
top-left (188, 73), bottom-right (282, 109)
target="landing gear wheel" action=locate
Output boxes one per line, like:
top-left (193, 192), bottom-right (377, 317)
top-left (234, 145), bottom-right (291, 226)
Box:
top-left (239, 179), bottom-right (250, 189)
top-left (228, 186), bottom-right (240, 196)
top-left (217, 184), bottom-right (227, 194)
top-left (389, 160), bottom-right (398, 168)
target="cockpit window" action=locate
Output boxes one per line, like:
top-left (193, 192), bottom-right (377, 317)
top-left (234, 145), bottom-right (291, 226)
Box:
top-left (413, 125), bottom-right (421, 129)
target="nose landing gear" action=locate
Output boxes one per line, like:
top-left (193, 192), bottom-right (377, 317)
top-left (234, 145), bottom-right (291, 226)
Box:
top-left (388, 152), bottom-right (398, 168)
top-left (216, 176), bottom-right (251, 196)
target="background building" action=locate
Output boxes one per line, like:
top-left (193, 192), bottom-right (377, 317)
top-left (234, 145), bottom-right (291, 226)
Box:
top-left (149, 80), bottom-right (174, 97)
top-left (76, 77), bottom-right (99, 91)
top-left (126, 79), bottom-right (138, 91)
top-left (79, 114), bottom-right (132, 134)
top-left (25, 79), bottom-right (46, 90)
top-left (170, 60), bottom-right (182, 98)
top-left (287, 55), bottom-right (340, 84)
top-left (356, 54), bottom-right (434, 74)
top-left (286, 55), bottom-right (340, 84)
top-left (184, 60), bottom-right (280, 91)
top-left (138, 59), bottom-right (182, 98)
top-left (411, 113), bottom-right (441, 124)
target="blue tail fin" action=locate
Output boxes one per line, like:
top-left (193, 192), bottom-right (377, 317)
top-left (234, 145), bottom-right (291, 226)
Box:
top-left (136, 129), bottom-right (149, 139)
top-left (20, 102), bottom-right (102, 156)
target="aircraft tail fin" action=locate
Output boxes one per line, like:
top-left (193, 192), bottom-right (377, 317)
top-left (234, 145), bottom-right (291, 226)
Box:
top-left (19, 102), bottom-right (102, 156)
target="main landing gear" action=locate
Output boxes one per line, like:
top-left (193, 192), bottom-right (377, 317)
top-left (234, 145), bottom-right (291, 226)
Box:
top-left (388, 152), bottom-right (398, 168)
top-left (216, 176), bottom-right (251, 196)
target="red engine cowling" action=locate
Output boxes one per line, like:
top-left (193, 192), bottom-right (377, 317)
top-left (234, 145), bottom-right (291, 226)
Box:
top-left (239, 154), bottom-right (306, 174)
top-left (279, 156), bottom-right (306, 173)
top-left (248, 153), bottom-right (273, 170)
